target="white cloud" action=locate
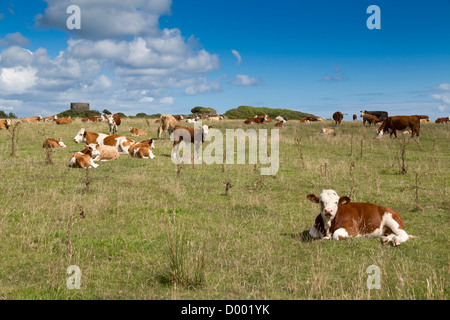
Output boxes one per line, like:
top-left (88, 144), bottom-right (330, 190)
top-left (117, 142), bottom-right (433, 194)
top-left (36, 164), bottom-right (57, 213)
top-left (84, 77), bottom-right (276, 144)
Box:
top-left (0, 32), bottom-right (31, 47)
top-left (230, 74), bottom-right (262, 87)
top-left (231, 49), bottom-right (242, 65)
top-left (139, 97), bottom-right (155, 103)
top-left (185, 77), bottom-right (221, 95)
top-left (436, 83), bottom-right (450, 91)
top-left (0, 66), bottom-right (37, 94)
top-left (160, 96), bottom-right (174, 104)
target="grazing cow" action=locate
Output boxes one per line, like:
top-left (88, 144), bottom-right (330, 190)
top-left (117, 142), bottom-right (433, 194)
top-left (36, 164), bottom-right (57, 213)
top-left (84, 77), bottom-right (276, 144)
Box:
top-left (332, 111), bottom-right (343, 125)
top-left (158, 114), bottom-right (178, 139)
top-left (43, 138), bottom-right (66, 148)
top-left (88, 144), bottom-right (119, 161)
top-left (360, 110), bottom-right (388, 121)
top-left (107, 114), bottom-right (121, 134)
top-left (307, 189), bottom-right (412, 246)
top-left (128, 127), bottom-right (147, 136)
top-left (377, 116), bottom-right (420, 138)
top-left (21, 116), bottom-right (43, 123)
top-left (172, 125), bottom-right (210, 159)
top-left (244, 115), bottom-right (268, 124)
top-left (320, 128), bottom-right (335, 135)
top-left (56, 117), bottom-right (72, 125)
top-left (363, 114), bottom-right (382, 126)
top-left (44, 115), bottom-right (58, 122)
top-left (69, 145), bottom-right (100, 168)
top-left (0, 119), bottom-right (11, 130)
top-left (435, 117), bottom-right (448, 124)
top-left (353, 114), bottom-right (357, 121)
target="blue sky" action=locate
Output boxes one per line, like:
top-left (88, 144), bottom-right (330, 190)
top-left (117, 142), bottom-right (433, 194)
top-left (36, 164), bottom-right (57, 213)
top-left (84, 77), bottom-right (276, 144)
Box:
top-left (0, 0), bottom-right (449, 120)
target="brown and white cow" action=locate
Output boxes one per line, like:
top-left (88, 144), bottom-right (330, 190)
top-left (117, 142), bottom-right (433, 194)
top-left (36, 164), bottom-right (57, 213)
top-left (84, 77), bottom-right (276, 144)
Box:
top-left (21, 116), bottom-right (43, 123)
top-left (306, 116), bottom-right (319, 122)
top-left (107, 114), bottom-right (121, 134)
top-left (332, 111), bottom-right (343, 125)
top-left (244, 115), bottom-right (268, 124)
top-left (74, 128), bottom-right (108, 145)
top-left (88, 144), bottom-right (119, 161)
top-left (69, 145), bottom-right (100, 168)
top-left (0, 119), bottom-right (12, 130)
top-left (435, 117), bottom-right (448, 124)
top-left (56, 117), bottom-right (72, 125)
top-left (128, 127), bottom-right (147, 136)
top-left (377, 116), bottom-right (420, 138)
top-left (415, 115), bottom-right (430, 122)
top-left (44, 115), bottom-right (58, 122)
top-left (300, 118), bottom-right (310, 123)
top-left (363, 114), bottom-right (381, 126)
top-left (208, 115), bottom-right (223, 121)
top-left (172, 125), bottom-right (210, 160)
top-left (128, 140), bottom-right (155, 159)
top-left (320, 128), bottom-right (335, 135)
top-left (274, 121), bottom-right (285, 127)
top-left (158, 114), bottom-right (177, 139)
top-left (82, 116), bottom-right (105, 123)
top-left (43, 138), bottom-right (66, 148)
top-left (307, 189), bottom-right (413, 246)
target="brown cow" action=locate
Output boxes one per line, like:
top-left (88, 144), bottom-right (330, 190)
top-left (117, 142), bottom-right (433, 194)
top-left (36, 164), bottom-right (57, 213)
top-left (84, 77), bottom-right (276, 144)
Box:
top-left (44, 115), bottom-right (58, 122)
top-left (82, 116), bottom-right (105, 123)
top-left (128, 140), bottom-right (155, 159)
top-left (377, 116), bottom-right (420, 138)
top-left (307, 189), bottom-right (413, 246)
top-left (88, 144), bottom-right (119, 161)
top-left (415, 115), bottom-right (430, 122)
top-left (73, 128), bottom-right (134, 154)
top-left (274, 121), bottom-right (284, 127)
top-left (21, 116), bottom-right (42, 123)
top-left (43, 138), bottom-right (66, 148)
top-left (435, 117), bottom-right (448, 124)
top-left (320, 128), bottom-right (335, 135)
top-left (172, 125), bottom-right (210, 160)
top-left (363, 114), bottom-right (381, 126)
top-left (56, 117), bottom-right (72, 125)
top-left (68, 145), bottom-right (100, 168)
top-left (353, 114), bottom-right (357, 121)
top-left (0, 119), bottom-right (11, 130)
top-left (107, 114), bottom-right (121, 134)
top-left (158, 114), bottom-right (177, 139)
top-left (332, 111), bottom-right (343, 125)
top-left (306, 116), bottom-right (319, 122)
top-left (244, 115), bottom-right (268, 124)
top-left (128, 127), bottom-right (147, 136)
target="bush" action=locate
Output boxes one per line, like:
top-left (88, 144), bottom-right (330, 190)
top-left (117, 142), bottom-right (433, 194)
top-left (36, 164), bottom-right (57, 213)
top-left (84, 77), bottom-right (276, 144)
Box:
top-left (224, 105), bottom-right (315, 120)
top-left (57, 109), bottom-right (102, 118)
top-left (191, 106), bottom-right (217, 115)
top-left (0, 111), bottom-right (17, 118)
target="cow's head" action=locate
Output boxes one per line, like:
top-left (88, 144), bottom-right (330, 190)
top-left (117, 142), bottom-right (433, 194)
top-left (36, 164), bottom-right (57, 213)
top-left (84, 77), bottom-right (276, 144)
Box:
top-left (307, 189), bottom-right (350, 220)
top-left (6, 119), bottom-right (11, 129)
top-left (82, 145), bottom-right (99, 158)
top-left (74, 128), bottom-right (87, 143)
top-left (376, 127), bottom-right (384, 138)
top-left (201, 124), bottom-right (210, 142)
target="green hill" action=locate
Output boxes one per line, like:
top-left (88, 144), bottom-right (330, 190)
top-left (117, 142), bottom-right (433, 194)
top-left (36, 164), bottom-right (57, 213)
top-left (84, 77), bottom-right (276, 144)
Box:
top-left (224, 105), bottom-right (315, 120)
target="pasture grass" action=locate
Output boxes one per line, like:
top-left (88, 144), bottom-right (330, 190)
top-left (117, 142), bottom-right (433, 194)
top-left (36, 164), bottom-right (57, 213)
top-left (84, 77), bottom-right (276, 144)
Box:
top-left (0, 118), bottom-right (448, 300)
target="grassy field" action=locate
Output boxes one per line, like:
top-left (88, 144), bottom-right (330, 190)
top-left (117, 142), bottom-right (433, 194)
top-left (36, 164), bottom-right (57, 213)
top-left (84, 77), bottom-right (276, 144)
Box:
top-left (0, 118), bottom-right (448, 300)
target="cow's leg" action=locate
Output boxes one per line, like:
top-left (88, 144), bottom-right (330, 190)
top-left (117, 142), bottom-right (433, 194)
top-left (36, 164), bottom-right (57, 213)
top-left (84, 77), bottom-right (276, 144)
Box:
top-left (332, 228), bottom-right (349, 240)
top-left (381, 212), bottom-right (409, 246)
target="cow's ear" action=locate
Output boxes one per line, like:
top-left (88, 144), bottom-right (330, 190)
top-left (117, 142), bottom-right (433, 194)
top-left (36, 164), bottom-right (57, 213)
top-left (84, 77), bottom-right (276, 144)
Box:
top-left (339, 196), bottom-right (351, 205)
top-left (307, 194), bottom-right (319, 203)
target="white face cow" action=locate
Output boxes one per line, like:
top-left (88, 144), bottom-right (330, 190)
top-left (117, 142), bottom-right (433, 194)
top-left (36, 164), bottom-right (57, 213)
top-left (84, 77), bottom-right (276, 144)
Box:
top-left (73, 128), bottom-right (86, 143)
top-left (201, 124), bottom-right (210, 141)
top-left (308, 189), bottom-right (341, 220)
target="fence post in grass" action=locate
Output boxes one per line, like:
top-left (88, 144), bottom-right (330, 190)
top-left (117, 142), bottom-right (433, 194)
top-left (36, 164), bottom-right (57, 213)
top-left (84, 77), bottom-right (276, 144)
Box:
top-left (399, 138), bottom-right (408, 175)
top-left (349, 162), bottom-right (356, 200)
top-left (9, 122), bottom-right (20, 157)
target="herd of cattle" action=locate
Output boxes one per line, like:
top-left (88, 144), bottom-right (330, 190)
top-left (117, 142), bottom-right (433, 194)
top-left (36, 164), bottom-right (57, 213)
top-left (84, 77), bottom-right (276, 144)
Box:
top-left (1, 109), bottom-right (448, 245)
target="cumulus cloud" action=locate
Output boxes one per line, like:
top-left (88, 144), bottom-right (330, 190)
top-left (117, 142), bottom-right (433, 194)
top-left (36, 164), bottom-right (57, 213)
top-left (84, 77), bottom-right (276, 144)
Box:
top-left (0, 32), bottom-right (31, 47)
top-left (35, 0), bottom-right (172, 39)
top-left (0, 0), bottom-right (222, 116)
top-left (229, 74), bottom-right (262, 87)
top-left (231, 49), bottom-right (242, 65)
top-left (430, 83), bottom-right (450, 114)
top-left (322, 63), bottom-right (347, 83)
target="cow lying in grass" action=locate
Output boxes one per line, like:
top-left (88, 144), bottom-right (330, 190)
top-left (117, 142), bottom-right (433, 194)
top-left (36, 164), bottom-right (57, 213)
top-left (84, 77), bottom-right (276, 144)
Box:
top-left (128, 139), bottom-right (155, 159)
top-left (88, 144), bottom-right (119, 161)
top-left (307, 189), bottom-right (414, 246)
top-left (69, 145), bottom-right (100, 168)
top-left (43, 138), bottom-right (66, 148)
